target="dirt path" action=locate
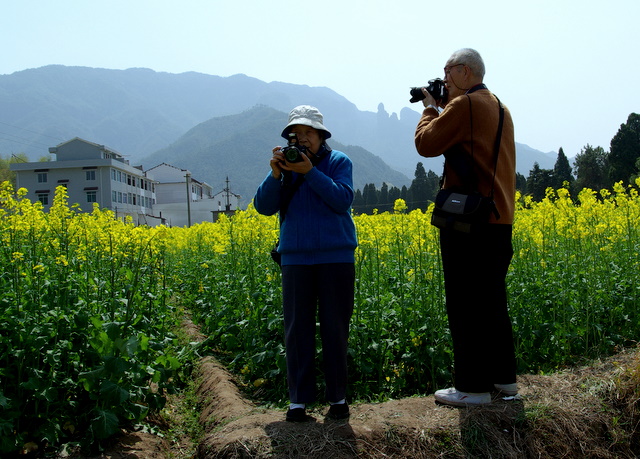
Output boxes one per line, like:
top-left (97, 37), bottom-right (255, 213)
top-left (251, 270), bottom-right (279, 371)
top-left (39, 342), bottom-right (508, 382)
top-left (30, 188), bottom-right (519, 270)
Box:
top-left (99, 321), bottom-right (640, 458)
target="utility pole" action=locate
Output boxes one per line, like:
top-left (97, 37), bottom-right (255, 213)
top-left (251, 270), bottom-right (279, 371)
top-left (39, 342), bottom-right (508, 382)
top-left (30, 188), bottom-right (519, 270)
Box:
top-left (225, 176), bottom-right (231, 211)
top-left (185, 172), bottom-right (191, 227)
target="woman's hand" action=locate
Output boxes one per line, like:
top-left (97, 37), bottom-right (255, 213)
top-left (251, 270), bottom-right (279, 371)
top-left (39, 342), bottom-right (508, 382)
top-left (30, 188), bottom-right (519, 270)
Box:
top-left (270, 147), bottom-right (286, 179)
top-left (281, 151), bottom-right (313, 175)
top-left (271, 146), bottom-right (314, 178)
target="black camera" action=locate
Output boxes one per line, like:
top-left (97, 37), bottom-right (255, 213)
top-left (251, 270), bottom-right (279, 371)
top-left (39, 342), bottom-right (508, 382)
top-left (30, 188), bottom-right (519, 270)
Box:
top-left (281, 133), bottom-right (307, 163)
top-left (409, 78), bottom-right (448, 104)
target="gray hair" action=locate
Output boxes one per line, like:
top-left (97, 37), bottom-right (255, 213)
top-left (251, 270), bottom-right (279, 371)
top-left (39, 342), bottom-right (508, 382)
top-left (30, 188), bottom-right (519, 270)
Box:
top-left (448, 48), bottom-right (485, 79)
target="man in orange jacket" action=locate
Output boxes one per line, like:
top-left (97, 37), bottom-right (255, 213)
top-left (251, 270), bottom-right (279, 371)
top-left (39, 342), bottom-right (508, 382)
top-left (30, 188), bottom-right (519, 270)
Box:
top-left (415, 48), bottom-right (518, 407)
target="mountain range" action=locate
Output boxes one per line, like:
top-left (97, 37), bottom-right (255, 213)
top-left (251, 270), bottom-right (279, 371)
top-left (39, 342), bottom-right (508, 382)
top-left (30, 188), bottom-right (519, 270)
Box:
top-left (0, 65), bottom-right (557, 205)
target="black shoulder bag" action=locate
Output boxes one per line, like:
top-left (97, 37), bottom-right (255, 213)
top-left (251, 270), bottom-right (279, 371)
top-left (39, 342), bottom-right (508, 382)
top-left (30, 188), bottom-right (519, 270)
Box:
top-left (430, 95), bottom-right (505, 233)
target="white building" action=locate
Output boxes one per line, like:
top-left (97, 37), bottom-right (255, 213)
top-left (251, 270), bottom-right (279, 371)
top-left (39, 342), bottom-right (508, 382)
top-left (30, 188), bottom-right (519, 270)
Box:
top-left (11, 137), bottom-right (162, 226)
top-left (11, 138), bottom-right (241, 227)
top-left (146, 163), bottom-right (240, 226)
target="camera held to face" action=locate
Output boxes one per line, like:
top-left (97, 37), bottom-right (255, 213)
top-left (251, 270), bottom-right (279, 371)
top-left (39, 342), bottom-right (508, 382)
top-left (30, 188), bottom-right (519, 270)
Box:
top-left (409, 78), bottom-right (448, 104)
top-left (281, 133), bottom-right (307, 163)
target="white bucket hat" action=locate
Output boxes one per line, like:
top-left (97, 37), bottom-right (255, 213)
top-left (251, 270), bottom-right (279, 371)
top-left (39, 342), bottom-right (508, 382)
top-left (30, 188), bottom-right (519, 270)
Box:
top-left (281, 105), bottom-right (332, 140)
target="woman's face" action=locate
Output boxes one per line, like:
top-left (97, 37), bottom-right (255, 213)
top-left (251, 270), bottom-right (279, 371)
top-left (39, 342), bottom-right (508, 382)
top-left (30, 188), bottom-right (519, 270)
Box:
top-left (290, 125), bottom-right (323, 154)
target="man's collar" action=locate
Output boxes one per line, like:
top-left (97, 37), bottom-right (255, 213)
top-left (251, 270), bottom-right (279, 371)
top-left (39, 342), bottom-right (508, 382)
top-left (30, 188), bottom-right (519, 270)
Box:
top-left (465, 83), bottom-right (487, 94)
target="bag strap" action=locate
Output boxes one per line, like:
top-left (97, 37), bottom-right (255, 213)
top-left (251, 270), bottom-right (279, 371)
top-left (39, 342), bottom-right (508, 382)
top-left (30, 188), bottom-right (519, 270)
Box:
top-left (489, 96), bottom-right (505, 199)
top-left (279, 174), bottom-right (305, 225)
top-left (441, 94), bottom-right (504, 201)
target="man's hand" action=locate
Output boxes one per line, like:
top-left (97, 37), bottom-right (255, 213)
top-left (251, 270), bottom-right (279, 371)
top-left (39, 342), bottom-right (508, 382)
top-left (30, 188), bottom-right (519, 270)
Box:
top-left (421, 88), bottom-right (438, 109)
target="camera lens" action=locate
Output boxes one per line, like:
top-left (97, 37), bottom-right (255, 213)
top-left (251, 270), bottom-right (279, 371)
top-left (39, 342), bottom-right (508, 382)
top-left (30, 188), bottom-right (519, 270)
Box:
top-left (283, 146), bottom-right (302, 163)
top-left (409, 87), bottom-right (426, 103)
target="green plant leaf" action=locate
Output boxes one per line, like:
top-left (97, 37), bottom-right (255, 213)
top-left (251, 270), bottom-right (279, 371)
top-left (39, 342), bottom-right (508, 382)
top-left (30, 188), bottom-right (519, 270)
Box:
top-left (100, 380), bottom-right (130, 405)
top-left (90, 409), bottom-right (119, 439)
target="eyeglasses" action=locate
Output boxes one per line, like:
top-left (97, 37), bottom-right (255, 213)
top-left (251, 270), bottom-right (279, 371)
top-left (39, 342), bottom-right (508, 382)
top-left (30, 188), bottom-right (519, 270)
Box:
top-left (444, 63), bottom-right (465, 74)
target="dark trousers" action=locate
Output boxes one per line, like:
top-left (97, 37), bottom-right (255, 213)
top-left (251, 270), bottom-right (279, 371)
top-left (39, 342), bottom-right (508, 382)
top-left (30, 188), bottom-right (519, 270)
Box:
top-left (439, 224), bottom-right (517, 393)
top-left (281, 263), bottom-right (355, 404)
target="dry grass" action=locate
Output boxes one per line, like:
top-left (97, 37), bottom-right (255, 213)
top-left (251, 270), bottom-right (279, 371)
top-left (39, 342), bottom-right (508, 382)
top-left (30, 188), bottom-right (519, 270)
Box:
top-left (195, 346), bottom-right (640, 459)
top-left (99, 319), bottom-right (640, 459)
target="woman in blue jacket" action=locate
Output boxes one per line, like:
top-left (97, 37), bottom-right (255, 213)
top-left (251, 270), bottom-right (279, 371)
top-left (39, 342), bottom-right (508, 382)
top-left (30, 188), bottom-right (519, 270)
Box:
top-left (254, 105), bottom-right (357, 422)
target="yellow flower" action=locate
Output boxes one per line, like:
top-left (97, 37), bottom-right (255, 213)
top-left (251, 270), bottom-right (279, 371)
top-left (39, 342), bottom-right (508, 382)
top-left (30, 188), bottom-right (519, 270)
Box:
top-left (55, 255), bottom-right (69, 266)
top-left (393, 198), bottom-right (408, 213)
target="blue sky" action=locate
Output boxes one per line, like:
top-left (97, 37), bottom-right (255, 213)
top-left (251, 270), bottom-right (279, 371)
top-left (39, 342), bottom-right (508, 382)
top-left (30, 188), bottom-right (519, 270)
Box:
top-left (3, 0), bottom-right (638, 158)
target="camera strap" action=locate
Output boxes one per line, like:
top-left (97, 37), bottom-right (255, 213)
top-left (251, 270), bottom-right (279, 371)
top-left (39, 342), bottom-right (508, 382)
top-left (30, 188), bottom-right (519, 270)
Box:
top-left (279, 146), bottom-right (330, 225)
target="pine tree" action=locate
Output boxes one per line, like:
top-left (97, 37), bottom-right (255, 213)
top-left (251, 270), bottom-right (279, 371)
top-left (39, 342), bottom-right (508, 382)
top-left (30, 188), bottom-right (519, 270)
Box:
top-left (408, 162), bottom-right (429, 210)
top-left (362, 183), bottom-right (378, 213)
top-left (378, 182), bottom-right (390, 212)
top-left (352, 189), bottom-right (364, 213)
top-left (516, 172), bottom-right (527, 193)
top-left (526, 162), bottom-right (554, 201)
top-left (553, 147), bottom-right (574, 189)
top-left (388, 186), bottom-right (401, 206)
top-left (609, 113), bottom-right (640, 185)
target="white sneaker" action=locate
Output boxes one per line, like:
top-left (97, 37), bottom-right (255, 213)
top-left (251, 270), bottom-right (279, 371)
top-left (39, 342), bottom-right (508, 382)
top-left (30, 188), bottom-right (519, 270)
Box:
top-left (494, 383), bottom-right (518, 396)
top-left (434, 388), bottom-right (491, 407)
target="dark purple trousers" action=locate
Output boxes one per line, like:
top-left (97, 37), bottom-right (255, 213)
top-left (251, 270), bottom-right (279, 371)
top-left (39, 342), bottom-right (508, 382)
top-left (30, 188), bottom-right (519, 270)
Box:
top-left (281, 263), bottom-right (355, 404)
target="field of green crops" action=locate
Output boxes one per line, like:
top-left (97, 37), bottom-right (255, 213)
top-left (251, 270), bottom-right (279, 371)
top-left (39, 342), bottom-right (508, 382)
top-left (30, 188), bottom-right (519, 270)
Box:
top-left (1, 180), bottom-right (639, 455)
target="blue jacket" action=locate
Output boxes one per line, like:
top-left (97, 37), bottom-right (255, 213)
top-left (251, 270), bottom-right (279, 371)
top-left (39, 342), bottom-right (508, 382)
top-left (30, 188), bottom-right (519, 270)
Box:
top-left (254, 146), bottom-right (357, 265)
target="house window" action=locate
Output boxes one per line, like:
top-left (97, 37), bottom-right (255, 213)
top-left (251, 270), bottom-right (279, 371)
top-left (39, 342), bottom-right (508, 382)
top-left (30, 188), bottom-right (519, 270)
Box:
top-left (118, 192), bottom-right (123, 203)
top-left (112, 191), bottom-right (117, 202)
top-left (37, 193), bottom-right (49, 205)
top-left (86, 170), bottom-right (96, 181)
top-left (86, 191), bottom-right (97, 203)
top-left (37, 172), bottom-right (48, 183)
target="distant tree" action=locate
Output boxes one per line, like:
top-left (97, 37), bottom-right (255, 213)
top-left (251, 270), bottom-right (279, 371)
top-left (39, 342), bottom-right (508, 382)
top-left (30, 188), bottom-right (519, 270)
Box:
top-left (378, 182), bottom-right (390, 212)
top-left (632, 156), bottom-right (640, 184)
top-left (515, 172), bottom-right (527, 193)
top-left (0, 153), bottom-right (30, 186)
top-left (552, 147), bottom-right (574, 189)
top-left (608, 113), bottom-right (640, 185)
top-left (400, 185), bottom-right (408, 203)
top-left (425, 170), bottom-right (441, 202)
top-left (363, 183), bottom-right (378, 213)
top-left (408, 162), bottom-right (429, 210)
top-left (526, 162), bottom-right (554, 201)
top-left (352, 188), bottom-right (364, 213)
top-left (573, 144), bottom-right (609, 192)
top-left (388, 186), bottom-right (401, 205)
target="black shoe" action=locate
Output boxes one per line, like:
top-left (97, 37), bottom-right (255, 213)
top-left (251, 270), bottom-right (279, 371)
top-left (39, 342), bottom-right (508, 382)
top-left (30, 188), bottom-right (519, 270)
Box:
top-left (327, 403), bottom-right (350, 420)
top-left (286, 407), bottom-right (308, 422)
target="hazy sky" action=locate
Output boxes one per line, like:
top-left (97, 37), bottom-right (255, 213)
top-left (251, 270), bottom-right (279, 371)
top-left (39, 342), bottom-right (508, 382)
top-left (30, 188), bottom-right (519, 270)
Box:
top-left (3, 0), bottom-right (638, 157)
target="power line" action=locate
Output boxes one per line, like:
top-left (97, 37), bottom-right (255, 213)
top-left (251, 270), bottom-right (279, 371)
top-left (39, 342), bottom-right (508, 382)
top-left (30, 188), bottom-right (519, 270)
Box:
top-left (0, 131), bottom-right (52, 149)
top-left (0, 120), bottom-right (64, 142)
